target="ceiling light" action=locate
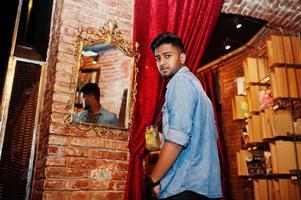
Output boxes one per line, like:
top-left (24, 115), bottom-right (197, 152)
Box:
top-left (233, 18), bottom-right (242, 29)
top-left (223, 39), bottom-right (231, 50)
top-left (236, 23), bottom-right (242, 29)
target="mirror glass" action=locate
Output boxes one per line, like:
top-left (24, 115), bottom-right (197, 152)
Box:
top-left (68, 20), bottom-right (138, 130)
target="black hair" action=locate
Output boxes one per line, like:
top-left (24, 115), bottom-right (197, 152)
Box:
top-left (150, 32), bottom-right (185, 53)
top-left (80, 82), bottom-right (100, 102)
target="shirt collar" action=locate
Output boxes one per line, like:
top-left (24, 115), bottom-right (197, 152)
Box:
top-left (95, 106), bottom-right (104, 115)
top-left (166, 66), bottom-right (190, 88)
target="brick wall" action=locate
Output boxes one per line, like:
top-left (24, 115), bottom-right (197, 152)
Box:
top-left (222, 0), bottom-right (301, 31)
top-left (31, 0), bottom-right (134, 199)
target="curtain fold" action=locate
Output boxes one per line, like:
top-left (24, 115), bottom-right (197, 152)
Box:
top-left (125, 1), bottom-right (224, 199)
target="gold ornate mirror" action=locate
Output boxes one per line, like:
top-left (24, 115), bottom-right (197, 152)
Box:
top-left (65, 20), bottom-right (139, 131)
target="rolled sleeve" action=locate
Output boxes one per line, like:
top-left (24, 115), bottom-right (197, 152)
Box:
top-left (165, 128), bottom-right (190, 147)
top-left (165, 74), bottom-right (197, 139)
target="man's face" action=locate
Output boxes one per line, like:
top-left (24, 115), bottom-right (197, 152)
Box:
top-left (154, 44), bottom-right (186, 79)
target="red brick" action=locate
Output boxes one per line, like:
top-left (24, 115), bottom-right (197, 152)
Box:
top-left (111, 170), bottom-right (127, 180)
top-left (58, 42), bottom-right (76, 54)
top-left (89, 191), bottom-right (106, 200)
top-left (48, 135), bottom-right (70, 146)
top-left (44, 191), bottom-right (66, 200)
top-left (57, 52), bottom-right (76, 65)
top-left (116, 161), bottom-right (128, 170)
top-left (55, 62), bottom-right (74, 74)
top-left (53, 91), bottom-right (71, 103)
top-left (46, 157), bottom-right (66, 166)
top-left (55, 71), bottom-right (72, 84)
top-left (63, 146), bottom-right (90, 157)
top-left (66, 179), bottom-right (109, 190)
top-left (105, 192), bottom-right (124, 200)
top-left (67, 157), bottom-right (98, 169)
top-left (59, 25), bottom-right (78, 38)
top-left (51, 112), bottom-right (67, 124)
top-left (66, 168), bottom-right (89, 178)
top-left (47, 146), bottom-right (59, 155)
top-left (71, 138), bottom-right (105, 148)
top-left (108, 180), bottom-right (126, 190)
top-left (107, 0), bottom-right (117, 7)
top-left (89, 150), bottom-right (127, 161)
top-left (44, 179), bottom-right (66, 190)
top-left (51, 101), bottom-right (70, 113)
top-left (65, 191), bottom-right (88, 200)
top-left (45, 167), bottom-right (66, 178)
top-left (53, 82), bottom-right (73, 94)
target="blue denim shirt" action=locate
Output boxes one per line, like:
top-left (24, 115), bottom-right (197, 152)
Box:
top-left (74, 107), bottom-right (119, 125)
top-left (159, 67), bottom-right (222, 199)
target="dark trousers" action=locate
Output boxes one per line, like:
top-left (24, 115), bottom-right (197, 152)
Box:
top-left (161, 190), bottom-right (214, 200)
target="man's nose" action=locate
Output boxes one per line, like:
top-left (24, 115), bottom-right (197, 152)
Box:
top-left (158, 58), bottom-right (166, 66)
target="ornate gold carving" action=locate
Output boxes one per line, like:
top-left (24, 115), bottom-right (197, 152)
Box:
top-left (64, 19), bottom-right (139, 134)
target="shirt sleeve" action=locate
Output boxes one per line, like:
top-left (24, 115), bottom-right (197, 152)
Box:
top-left (165, 76), bottom-right (197, 147)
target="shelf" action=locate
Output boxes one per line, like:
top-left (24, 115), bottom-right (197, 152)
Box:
top-left (242, 134), bottom-right (301, 149)
top-left (269, 62), bottom-right (301, 69)
top-left (245, 76), bottom-right (270, 86)
top-left (259, 76), bottom-right (270, 84)
top-left (240, 172), bottom-right (301, 179)
top-left (263, 134), bottom-right (301, 142)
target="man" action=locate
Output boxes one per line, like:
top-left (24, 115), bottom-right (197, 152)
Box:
top-left (146, 33), bottom-right (222, 200)
top-left (74, 82), bottom-right (119, 125)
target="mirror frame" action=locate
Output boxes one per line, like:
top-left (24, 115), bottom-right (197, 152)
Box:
top-left (64, 19), bottom-right (139, 133)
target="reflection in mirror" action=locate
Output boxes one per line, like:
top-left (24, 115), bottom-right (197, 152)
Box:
top-left (65, 19), bottom-right (139, 132)
top-left (73, 44), bottom-right (133, 128)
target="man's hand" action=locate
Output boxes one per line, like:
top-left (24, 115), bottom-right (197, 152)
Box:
top-left (153, 185), bottom-right (160, 195)
top-left (145, 176), bottom-right (160, 200)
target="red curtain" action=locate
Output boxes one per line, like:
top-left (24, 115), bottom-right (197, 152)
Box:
top-left (125, 1), bottom-right (224, 200)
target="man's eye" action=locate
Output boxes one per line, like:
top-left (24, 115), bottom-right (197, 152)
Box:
top-left (155, 57), bottom-right (161, 61)
top-left (164, 55), bottom-right (171, 58)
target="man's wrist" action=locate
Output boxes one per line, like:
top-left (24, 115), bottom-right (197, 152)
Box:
top-left (145, 176), bottom-right (160, 188)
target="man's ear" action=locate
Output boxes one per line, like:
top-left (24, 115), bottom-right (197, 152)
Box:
top-left (180, 53), bottom-right (186, 65)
